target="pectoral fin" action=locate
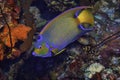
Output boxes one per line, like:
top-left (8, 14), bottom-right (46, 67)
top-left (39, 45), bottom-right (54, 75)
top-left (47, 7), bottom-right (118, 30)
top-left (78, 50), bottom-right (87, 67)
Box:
top-left (52, 48), bottom-right (66, 56)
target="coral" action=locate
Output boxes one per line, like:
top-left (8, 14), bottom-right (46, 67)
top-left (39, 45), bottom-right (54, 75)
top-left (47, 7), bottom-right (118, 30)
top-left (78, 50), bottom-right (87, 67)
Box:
top-left (29, 6), bottom-right (41, 23)
top-left (101, 68), bottom-right (117, 80)
top-left (0, 0), bottom-right (20, 24)
top-left (46, 0), bottom-right (120, 79)
top-left (0, 0), bottom-right (120, 80)
top-left (0, 43), bottom-right (4, 61)
top-left (0, 24), bottom-right (31, 47)
top-left (44, 0), bottom-right (77, 12)
top-left (0, 0), bottom-right (33, 61)
top-left (44, 0), bottom-right (98, 12)
top-left (0, 0), bottom-right (35, 79)
top-left (29, 6), bottom-right (47, 28)
top-left (84, 63), bottom-right (105, 78)
top-left (7, 48), bottom-right (21, 59)
top-left (100, 38), bottom-right (120, 56)
top-left (12, 24), bottom-right (32, 40)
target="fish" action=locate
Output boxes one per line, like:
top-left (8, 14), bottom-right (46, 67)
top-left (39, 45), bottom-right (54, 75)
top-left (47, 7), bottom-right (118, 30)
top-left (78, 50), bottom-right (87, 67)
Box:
top-left (32, 6), bottom-right (94, 57)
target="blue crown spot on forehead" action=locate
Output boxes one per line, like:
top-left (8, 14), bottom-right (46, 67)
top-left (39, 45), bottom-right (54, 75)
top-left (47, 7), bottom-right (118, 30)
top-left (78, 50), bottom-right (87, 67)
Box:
top-left (37, 35), bottom-right (43, 41)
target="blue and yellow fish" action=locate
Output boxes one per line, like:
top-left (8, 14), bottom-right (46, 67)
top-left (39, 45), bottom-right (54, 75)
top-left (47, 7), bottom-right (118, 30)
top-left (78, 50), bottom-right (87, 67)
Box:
top-left (32, 6), bottom-right (94, 57)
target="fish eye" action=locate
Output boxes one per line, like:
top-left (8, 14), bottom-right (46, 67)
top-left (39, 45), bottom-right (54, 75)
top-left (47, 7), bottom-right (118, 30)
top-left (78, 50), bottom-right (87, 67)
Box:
top-left (36, 45), bottom-right (42, 49)
top-left (39, 45), bottom-right (42, 49)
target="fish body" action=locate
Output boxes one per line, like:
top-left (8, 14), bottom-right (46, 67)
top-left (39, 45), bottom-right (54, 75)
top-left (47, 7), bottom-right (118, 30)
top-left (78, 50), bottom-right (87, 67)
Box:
top-left (32, 6), bottom-right (94, 57)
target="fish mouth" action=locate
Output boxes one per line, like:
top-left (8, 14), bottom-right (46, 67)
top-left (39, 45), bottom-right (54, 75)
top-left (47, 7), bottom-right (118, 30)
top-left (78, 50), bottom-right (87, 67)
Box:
top-left (32, 48), bottom-right (52, 57)
top-left (32, 51), bottom-right (52, 57)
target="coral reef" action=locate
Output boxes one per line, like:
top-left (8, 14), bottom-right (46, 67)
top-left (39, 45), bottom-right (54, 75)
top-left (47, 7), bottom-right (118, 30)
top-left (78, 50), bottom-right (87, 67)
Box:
top-left (0, 24), bottom-right (31, 47)
top-left (44, 0), bottom-right (99, 12)
top-left (46, 0), bottom-right (120, 79)
top-left (0, 0), bottom-right (120, 80)
top-left (0, 0), bottom-right (33, 61)
top-left (29, 6), bottom-right (47, 28)
top-left (44, 0), bottom-right (77, 12)
top-left (84, 63), bottom-right (105, 78)
top-left (0, 43), bottom-right (4, 61)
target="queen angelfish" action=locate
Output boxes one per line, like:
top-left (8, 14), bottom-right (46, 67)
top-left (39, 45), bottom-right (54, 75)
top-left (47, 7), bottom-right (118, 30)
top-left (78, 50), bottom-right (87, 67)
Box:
top-left (32, 6), bottom-right (94, 57)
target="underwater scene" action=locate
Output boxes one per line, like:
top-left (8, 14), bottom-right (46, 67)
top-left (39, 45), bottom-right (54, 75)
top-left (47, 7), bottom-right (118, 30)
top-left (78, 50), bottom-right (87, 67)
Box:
top-left (0, 0), bottom-right (120, 80)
